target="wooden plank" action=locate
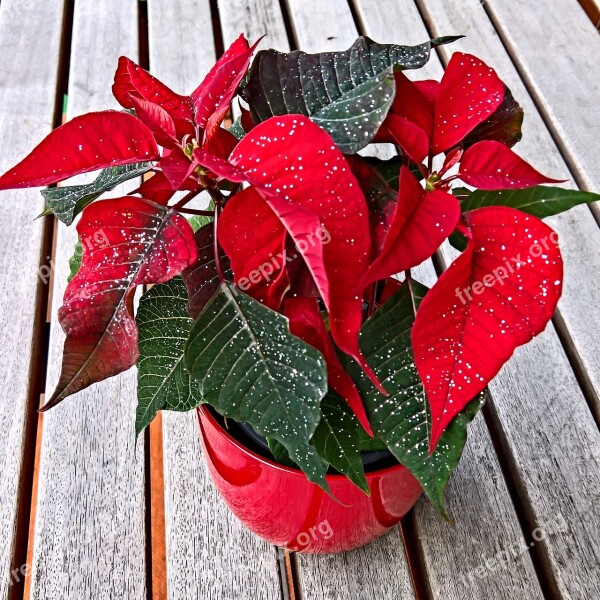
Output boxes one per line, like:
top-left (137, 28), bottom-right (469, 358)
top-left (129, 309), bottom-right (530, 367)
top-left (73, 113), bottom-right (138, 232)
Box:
top-left (0, 1), bottom-right (65, 597)
top-left (30, 2), bottom-right (148, 598)
top-left (347, 3), bottom-right (555, 599)
top-left (454, 0), bottom-right (600, 416)
top-left (217, 0), bottom-right (290, 51)
top-left (147, 2), bottom-right (282, 598)
top-left (389, 1), bottom-right (600, 596)
top-left (484, 0), bottom-right (600, 196)
top-left (221, 1), bottom-right (416, 598)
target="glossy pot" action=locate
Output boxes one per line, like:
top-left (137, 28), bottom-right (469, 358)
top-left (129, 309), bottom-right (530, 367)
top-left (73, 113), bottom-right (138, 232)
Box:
top-left (197, 406), bottom-right (423, 554)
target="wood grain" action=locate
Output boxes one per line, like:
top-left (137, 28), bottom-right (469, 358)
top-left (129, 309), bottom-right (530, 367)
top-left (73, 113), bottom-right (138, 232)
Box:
top-left (484, 0), bottom-right (600, 196)
top-left (29, 2), bottom-right (148, 599)
top-left (0, 1), bottom-right (65, 598)
top-left (147, 1), bottom-right (282, 598)
top-left (453, 0), bottom-right (600, 416)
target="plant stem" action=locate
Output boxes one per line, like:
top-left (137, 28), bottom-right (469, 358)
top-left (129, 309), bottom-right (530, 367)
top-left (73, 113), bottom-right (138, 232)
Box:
top-left (367, 282), bottom-right (377, 317)
top-left (213, 201), bottom-right (225, 283)
top-left (177, 208), bottom-right (214, 216)
top-left (405, 270), bottom-right (418, 317)
top-left (172, 189), bottom-right (202, 210)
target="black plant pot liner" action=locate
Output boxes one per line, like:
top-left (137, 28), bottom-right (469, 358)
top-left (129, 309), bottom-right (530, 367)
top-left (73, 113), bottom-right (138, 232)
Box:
top-left (206, 405), bottom-right (399, 474)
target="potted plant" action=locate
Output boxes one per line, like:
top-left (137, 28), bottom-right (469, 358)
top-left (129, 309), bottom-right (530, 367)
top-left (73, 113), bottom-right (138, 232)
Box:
top-left (1, 33), bottom-right (598, 554)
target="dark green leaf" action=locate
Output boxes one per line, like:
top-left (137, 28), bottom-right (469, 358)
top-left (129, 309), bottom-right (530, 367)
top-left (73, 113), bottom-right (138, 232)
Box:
top-left (187, 214), bottom-right (213, 232)
top-left (267, 437), bottom-right (297, 468)
top-left (41, 162), bottom-right (152, 225)
top-left (243, 36), bottom-right (460, 153)
top-left (350, 279), bottom-right (485, 517)
top-left (460, 185), bottom-right (600, 219)
top-left (135, 277), bottom-right (203, 435)
top-left (312, 393), bottom-right (369, 493)
top-left (349, 155), bottom-right (399, 218)
top-left (185, 282), bottom-right (330, 491)
top-left (357, 427), bottom-right (388, 452)
top-left (228, 117), bottom-right (247, 140)
top-left (68, 238), bottom-right (83, 282)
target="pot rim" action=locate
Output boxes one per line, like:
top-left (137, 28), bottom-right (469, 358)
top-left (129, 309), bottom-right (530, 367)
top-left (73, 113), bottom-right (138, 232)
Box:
top-left (197, 406), bottom-right (407, 481)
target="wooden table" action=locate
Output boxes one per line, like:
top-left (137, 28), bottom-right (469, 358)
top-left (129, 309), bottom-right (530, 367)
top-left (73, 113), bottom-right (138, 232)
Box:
top-left (0, 1), bottom-right (598, 598)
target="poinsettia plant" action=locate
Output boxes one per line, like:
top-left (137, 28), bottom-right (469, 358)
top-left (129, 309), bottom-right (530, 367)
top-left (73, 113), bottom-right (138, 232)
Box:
top-left (1, 34), bottom-right (598, 516)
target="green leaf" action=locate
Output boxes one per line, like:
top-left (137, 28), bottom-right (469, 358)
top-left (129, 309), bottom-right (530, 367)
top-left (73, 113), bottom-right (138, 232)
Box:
top-left (459, 185), bottom-right (600, 219)
top-left (361, 156), bottom-right (403, 189)
top-left (311, 393), bottom-right (369, 494)
top-left (350, 279), bottom-right (485, 517)
top-left (449, 229), bottom-right (468, 252)
top-left (228, 117), bottom-right (247, 140)
top-left (187, 214), bottom-right (213, 232)
top-left (185, 281), bottom-right (330, 491)
top-left (311, 70), bottom-right (396, 154)
top-left (41, 162), bottom-right (152, 225)
top-left (266, 437), bottom-right (297, 468)
top-left (68, 238), bottom-right (83, 282)
top-left (242, 36), bottom-right (460, 154)
top-left (357, 427), bottom-right (388, 452)
top-left (135, 277), bottom-right (203, 435)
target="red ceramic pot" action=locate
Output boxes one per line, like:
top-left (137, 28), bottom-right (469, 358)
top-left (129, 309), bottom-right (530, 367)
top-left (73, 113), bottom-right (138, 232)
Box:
top-left (197, 406), bottom-right (423, 554)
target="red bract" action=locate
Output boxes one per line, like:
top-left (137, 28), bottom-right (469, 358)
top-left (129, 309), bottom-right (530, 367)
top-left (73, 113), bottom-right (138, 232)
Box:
top-left (0, 112), bottom-right (159, 189)
top-left (113, 56), bottom-right (194, 122)
top-left (129, 95), bottom-right (177, 148)
top-left (195, 115), bottom-right (383, 389)
top-left (161, 148), bottom-right (198, 190)
top-left (284, 297), bottom-right (373, 436)
top-left (134, 172), bottom-right (195, 205)
top-left (382, 53), bottom-right (504, 158)
top-left (44, 197), bottom-right (197, 409)
top-left (432, 53), bottom-right (504, 154)
top-left (218, 186), bottom-right (290, 310)
top-left (114, 35), bottom-right (259, 147)
top-left (359, 167), bottom-right (460, 289)
top-left (459, 140), bottom-right (564, 189)
top-left (411, 206), bottom-right (563, 452)
top-left (191, 34), bottom-right (262, 142)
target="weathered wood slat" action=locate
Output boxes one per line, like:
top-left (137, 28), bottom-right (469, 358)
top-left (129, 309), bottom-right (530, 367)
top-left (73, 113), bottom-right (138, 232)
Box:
top-left (147, 1), bottom-right (282, 598)
top-left (30, 2), bottom-right (148, 598)
top-left (223, 1), bottom-right (416, 598)
top-left (400, 1), bottom-right (600, 596)
top-left (464, 0), bottom-right (600, 416)
top-left (485, 0), bottom-right (600, 196)
top-left (218, 0), bottom-right (290, 51)
top-left (0, 1), bottom-right (65, 597)
top-left (346, 3), bottom-right (553, 599)
top-left (419, 0), bottom-right (600, 425)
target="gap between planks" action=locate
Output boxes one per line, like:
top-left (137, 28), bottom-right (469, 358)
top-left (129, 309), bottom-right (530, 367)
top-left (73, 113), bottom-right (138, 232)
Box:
top-left (578, 0), bottom-right (600, 30)
top-left (480, 0), bottom-right (600, 228)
